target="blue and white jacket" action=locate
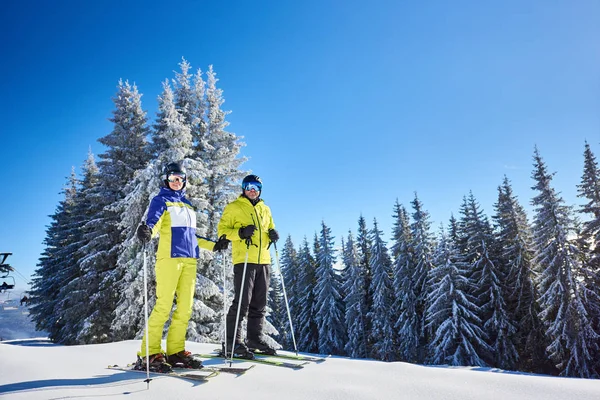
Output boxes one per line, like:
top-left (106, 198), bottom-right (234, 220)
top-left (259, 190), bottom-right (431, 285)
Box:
top-left (146, 187), bottom-right (214, 259)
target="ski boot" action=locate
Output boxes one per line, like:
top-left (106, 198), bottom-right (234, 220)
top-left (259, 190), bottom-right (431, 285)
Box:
top-left (220, 342), bottom-right (255, 360)
top-left (246, 338), bottom-right (277, 355)
top-left (134, 353), bottom-right (173, 373)
top-left (167, 350), bottom-right (203, 369)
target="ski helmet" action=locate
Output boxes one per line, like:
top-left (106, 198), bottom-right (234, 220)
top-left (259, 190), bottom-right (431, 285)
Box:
top-left (241, 174), bottom-right (262, 193)
top-left (163, 162), bottom-right (187, 189)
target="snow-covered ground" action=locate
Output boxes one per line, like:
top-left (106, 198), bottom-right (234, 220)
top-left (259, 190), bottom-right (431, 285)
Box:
top-left (1, 338), bottom-right (600, 400)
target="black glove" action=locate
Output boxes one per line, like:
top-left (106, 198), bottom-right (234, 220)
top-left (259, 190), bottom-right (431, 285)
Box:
top-left (268, 229), bottom-right (279, 243)
top-left (238, 225), bottom-right (256, 239)
top-left (136, 223), bottom-right (152, 243)
top-left (213, 235), bottom-right (230, 252)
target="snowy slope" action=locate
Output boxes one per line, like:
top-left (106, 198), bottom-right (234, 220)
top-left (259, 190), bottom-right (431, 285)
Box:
top-left (1, 339), bottom-right (599, 400)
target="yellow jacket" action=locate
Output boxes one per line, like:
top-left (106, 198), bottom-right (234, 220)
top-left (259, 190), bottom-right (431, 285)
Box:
top-left (218, 195), bottom-right (275, 265)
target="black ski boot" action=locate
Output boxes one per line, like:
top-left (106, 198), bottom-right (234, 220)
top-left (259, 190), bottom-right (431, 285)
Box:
top-left (220, 342), bottom-right (255, 360)
top-left (246, 338), bottom-right (277, 355)
top-left (134, 353), bottom-right (173, 373)
top-left (167, 350), bottom-right (203, 369)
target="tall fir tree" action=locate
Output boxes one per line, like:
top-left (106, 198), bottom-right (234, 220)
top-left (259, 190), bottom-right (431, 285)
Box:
top-left (356, 215), bottom-right (373, 354)
top-left (531, 147), bottom-right (599, 377)
top-left (296, 237), bottom-right (319, 353)
top-left (576, 141), bottom-right (600, 375)
top-left (493, 176), bottom-right (550, 373)
top-left (197, 65), bottom-right (246, 238)
top-left (367, 219), bottom-right (395, 361)
top-left (30, 170), bottom-right (79, 342)
top-left (405, 194), bottom-right (434, 362)
top-left (425, 222), bottom-right (485, 366)
top-left (342, 231), bottom-right (368, 358)
top-left (74, 80), bottom-right (151, 343)
top-left (278, 236), bottom-right (300, 349)
top-left (314, 222), bottom-right (346, 355)
top-left (55, 152), bottom-right (101, 344)
top-left (390, 201), bottom-right (414, 361)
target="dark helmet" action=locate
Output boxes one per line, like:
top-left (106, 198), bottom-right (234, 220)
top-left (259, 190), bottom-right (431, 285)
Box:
top-left (242, 174), bottom-right (262, 193)
top-left (163, 162), bottom-right (187, 189)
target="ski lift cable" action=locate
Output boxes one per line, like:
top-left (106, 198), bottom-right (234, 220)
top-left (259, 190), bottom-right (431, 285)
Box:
top-left (11, 267), bottom-right (30, 285)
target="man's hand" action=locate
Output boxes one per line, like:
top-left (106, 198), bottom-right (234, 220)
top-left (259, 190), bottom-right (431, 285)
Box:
top-left (238, 225), bottom-right (256, 239)
top-left (268, 229), bottom-right (279, 243)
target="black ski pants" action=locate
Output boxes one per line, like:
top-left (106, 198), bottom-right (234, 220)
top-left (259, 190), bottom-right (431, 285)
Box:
top-left (226, 262), bottom-right (270, 345)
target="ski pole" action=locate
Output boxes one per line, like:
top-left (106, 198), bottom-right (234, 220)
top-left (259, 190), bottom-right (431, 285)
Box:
top-left (221, 250), bottom-right (228, 356)
top-left (230, 242), bottom-right (250, 366)
top-left (273, 242), bottom-right (298, 356)
top-left (142, 243), bottom-right (151, 386)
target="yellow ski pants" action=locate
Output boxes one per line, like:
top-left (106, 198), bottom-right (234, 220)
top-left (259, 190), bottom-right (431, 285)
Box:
top-left (139, 257), bottom-right (197, 357)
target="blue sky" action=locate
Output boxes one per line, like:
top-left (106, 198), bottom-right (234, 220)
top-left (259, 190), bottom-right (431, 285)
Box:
top-left (1, 0), bottom-right (599, 286)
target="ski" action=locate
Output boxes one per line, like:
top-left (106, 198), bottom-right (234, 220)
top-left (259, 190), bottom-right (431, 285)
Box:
top-left (108, 365), bottom-right (218, 382)
top-left (213, 348), bottom-right (327, 363)
top-left (196, 353), bottom-right (308, 369)
top-left (247, 351), bottom-right (327, 363)
top-left (173, 364), bottom-right (255, 375)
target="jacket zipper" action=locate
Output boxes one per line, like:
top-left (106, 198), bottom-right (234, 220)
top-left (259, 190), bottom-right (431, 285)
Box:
top-left (251, 208), bottom-right (263, 263)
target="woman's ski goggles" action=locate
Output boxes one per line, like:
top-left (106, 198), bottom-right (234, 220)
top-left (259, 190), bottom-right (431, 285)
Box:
top-left (167, 173), bottom-right (186, 183)
top-left (242, 182), bottom-right (262, 192)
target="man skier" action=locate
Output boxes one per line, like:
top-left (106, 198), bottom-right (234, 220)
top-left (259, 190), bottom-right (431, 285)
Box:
top-left (218, 174), bottom-right (279, 359)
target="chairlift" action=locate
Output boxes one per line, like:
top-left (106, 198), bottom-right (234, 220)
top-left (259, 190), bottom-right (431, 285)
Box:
top-left (0, 252), bottom-right (15, 292)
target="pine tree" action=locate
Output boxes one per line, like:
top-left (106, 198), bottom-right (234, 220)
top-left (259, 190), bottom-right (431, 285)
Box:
top-left (493, 176), bottom-right (549, 372)
top-left (110, 77), bottom-right (216, 343)
top-left (198, 65), bottom-right (246, 238)
top-left (404, 194), bottom-right (434, 363)
top-left (531, 147), bottom-right (599, 377)
top-left (576, 141), bottom-right (600, 375)
top-left (390, 201), bottom-right (413, 361)
top-left (356, 215), bottom-right (373, 354)
top-left (267, 267), bottom-right (287, 344)
top-left (296, 237), bottom-right (319, 352)
top-left (278, 236), bottom-right (300, 349)
top-left (30, 170), bottom-right (79, 342)
top-left (56, 152), bottom-right (101, 344)
top-left (367, 219), bottom-right (395, 361)
top-left (72, 80), bottom-right (151, 343)
top-left (456, 193), bottom-right (497, 365)
top-left (426, 222), bottom-right (486, 366)
top-left (314, 222), bottom-right (346, 355)
top-left (342, 231), bottom-right (368, 358)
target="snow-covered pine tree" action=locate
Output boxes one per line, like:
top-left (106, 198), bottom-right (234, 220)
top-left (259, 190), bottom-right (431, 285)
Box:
top-left (531, 147), bottom-right (599, 378)
top-left (400, 194), bottom-right (434, 363)
top-left (73, 80), bottom-right (151, 343)
top-left (296, 237), bottom-right (319, 353)
top-left (367, 219), bottom-right (395, 361)
top-left (492, 175), bottom-right (549, 373)
top-left (55, 152), bottom-right (101, 344)
top-left (30, 170), bottom-right (79, 342)
top-left (267, 262), bottom-right (287, 344)
top-left (197, 65), bottom-right (246, 238)
top-left (278, 235), bottom-right (300, 349)
top-left (356, 215), bottom-right (373, 354)
top-left (342, 231), bottom-right (368, 358)
top-left (425, 221), bottom-right (485, 366)
top-left (463, 192), bottom-right (516, 368)
top-left (576, 141), bottom-right (600, 375)
top-left (457, 193), bottom-right (498, 366)
top-left (111, 77), bottom-right (216, 343)
top-left (390, 200), bottom-right (413, 359)
top-left (314, 222), bottom-right (346, 355)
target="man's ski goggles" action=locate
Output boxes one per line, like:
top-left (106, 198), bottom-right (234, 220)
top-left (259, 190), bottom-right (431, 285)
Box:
top-left (243, 182), bottom-right (262, 192)
top-left (167, 173), bottom-right (186, 183)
